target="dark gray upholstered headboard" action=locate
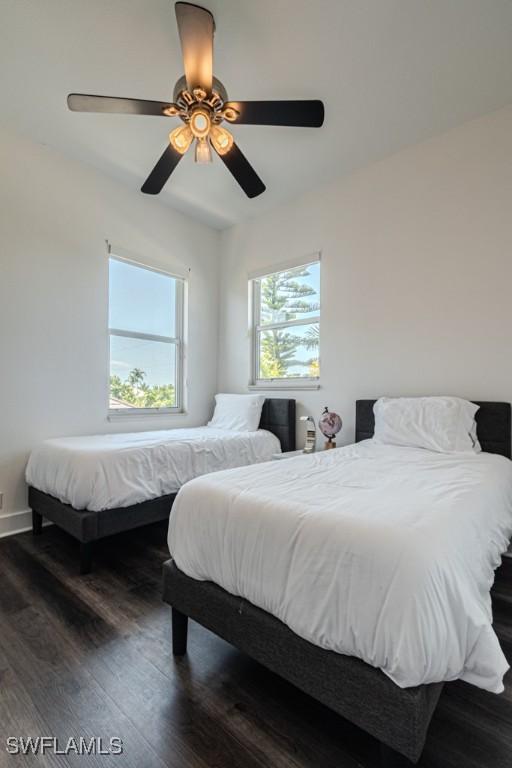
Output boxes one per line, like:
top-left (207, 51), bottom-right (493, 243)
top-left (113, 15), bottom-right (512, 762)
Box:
top-left (355, 400), bottom-right (511, 459)
top-left (259, 399), bottom-right (296, 452)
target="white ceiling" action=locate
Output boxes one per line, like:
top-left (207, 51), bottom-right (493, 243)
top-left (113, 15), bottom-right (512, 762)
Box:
top-left (2, 0), bottom-right (512, 229)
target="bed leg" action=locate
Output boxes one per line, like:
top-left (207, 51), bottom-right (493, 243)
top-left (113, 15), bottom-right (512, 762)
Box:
top-left (172, 608), bottom-right (188, 655)
top-left (379, 743), bottom-right (415, 768)
top-left (79, 542), bottom-right (93, 575)
top-left (32, 510), bottom-right (43, 536)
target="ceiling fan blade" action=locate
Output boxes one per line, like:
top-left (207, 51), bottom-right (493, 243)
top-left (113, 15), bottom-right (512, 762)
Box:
top-left (175, 2), bottom-right (214, 94)
top-left (213, 142), bottom-right (265, 199)
top-left (67, 94), bottom-right (179, 116)
top-left (223, 100), bottom-right (324, 128)
top-left (141, 144), bottom-right (184, 194)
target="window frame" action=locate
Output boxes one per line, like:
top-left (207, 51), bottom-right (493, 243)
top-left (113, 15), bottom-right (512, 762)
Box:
top-left (249, 254), bottom-right (321, 390)
top-left (108, 253), bottom-right (186, 417)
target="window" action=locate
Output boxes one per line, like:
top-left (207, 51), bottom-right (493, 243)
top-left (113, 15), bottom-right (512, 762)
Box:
top-left (108, 256), bottom-right (185, 413)
top-left (250, 257), bottom-right (320, 385)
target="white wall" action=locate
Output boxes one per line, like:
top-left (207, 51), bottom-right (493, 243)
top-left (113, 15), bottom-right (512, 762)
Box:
top-left (218, 105), bottom-right (512, 449)
top-left (0, 128), bottom-right (220, 534)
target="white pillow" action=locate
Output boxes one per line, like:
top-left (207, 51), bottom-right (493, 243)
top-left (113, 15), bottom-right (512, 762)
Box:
top-left (373, 397), bottom-right (481, 454)
top-left (208, 393), bottom-right (266, 432)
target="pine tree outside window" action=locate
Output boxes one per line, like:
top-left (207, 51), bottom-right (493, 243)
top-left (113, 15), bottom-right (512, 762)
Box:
top-left (250, 256), bottom-right (320, 386)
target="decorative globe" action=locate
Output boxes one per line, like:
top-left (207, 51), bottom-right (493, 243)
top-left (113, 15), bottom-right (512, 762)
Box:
top-left (319, 407), bottom-right (342, 439)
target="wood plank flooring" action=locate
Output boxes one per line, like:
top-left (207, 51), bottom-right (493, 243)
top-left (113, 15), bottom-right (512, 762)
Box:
top-left (0, 523), bottom-right (510, 768)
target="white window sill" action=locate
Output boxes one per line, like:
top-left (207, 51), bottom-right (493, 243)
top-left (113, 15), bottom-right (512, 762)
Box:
top-left (108, 409), bottom-right (186, 421)
top-left (248, 381), bottom-right (320, 392)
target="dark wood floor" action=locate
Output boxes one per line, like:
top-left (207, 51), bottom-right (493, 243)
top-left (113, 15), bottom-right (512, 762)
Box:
top-left (0, 523), bottom-right (511, 768)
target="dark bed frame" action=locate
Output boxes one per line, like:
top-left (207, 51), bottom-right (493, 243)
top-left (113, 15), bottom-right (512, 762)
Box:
top-left (162, 399), bottom-right (511, 767)
top-left (29, 398), bottom-right (296, 574)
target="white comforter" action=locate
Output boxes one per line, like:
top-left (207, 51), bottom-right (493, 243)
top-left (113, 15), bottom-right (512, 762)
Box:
top-left (169, 440), bottom-right (512, 692)
top-left (26, 427), bottom-right (280, 511)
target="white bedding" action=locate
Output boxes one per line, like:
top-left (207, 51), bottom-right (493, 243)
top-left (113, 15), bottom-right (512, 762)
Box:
top-left (168, 440), bottom-right (512, 692)
top-left (26, 427), bottom-right (280, 511)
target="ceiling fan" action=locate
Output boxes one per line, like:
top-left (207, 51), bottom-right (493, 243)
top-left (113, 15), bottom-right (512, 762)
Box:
top-left (67, 2), bottom-right (324, 199)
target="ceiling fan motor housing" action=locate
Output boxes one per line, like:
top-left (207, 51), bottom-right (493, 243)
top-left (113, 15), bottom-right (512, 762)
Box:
top-left (173, 75), bottom-right (228, 105)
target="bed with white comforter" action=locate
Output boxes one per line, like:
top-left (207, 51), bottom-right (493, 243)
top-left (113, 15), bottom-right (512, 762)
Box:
top-left (168, 439), bottom-right (512, 692)
top-left (26, 427), bottom-right (280, 511)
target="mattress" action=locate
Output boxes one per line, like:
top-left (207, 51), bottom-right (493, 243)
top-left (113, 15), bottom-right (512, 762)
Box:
top-left (26, 427), bottom-right (280, 511)
top-left (168, 439), bottom-right (512, 692)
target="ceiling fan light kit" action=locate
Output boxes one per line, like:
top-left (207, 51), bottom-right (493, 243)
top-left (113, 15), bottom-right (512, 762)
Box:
top-left (195, 137), bottom-right (212, 164)
top-left (209, 124), bottom-right (233, 156)
top-left (169, 123), bottom-right (194, 154)
top-left (67, 2), bottom-right (324, 199)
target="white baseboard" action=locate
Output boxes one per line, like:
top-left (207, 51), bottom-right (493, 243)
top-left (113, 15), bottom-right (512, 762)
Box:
top-left (0, 509), bottom-right (51, 538)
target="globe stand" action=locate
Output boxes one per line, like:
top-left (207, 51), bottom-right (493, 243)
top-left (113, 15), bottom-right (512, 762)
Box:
top-left (319, 407), bottom-right (342, 452)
